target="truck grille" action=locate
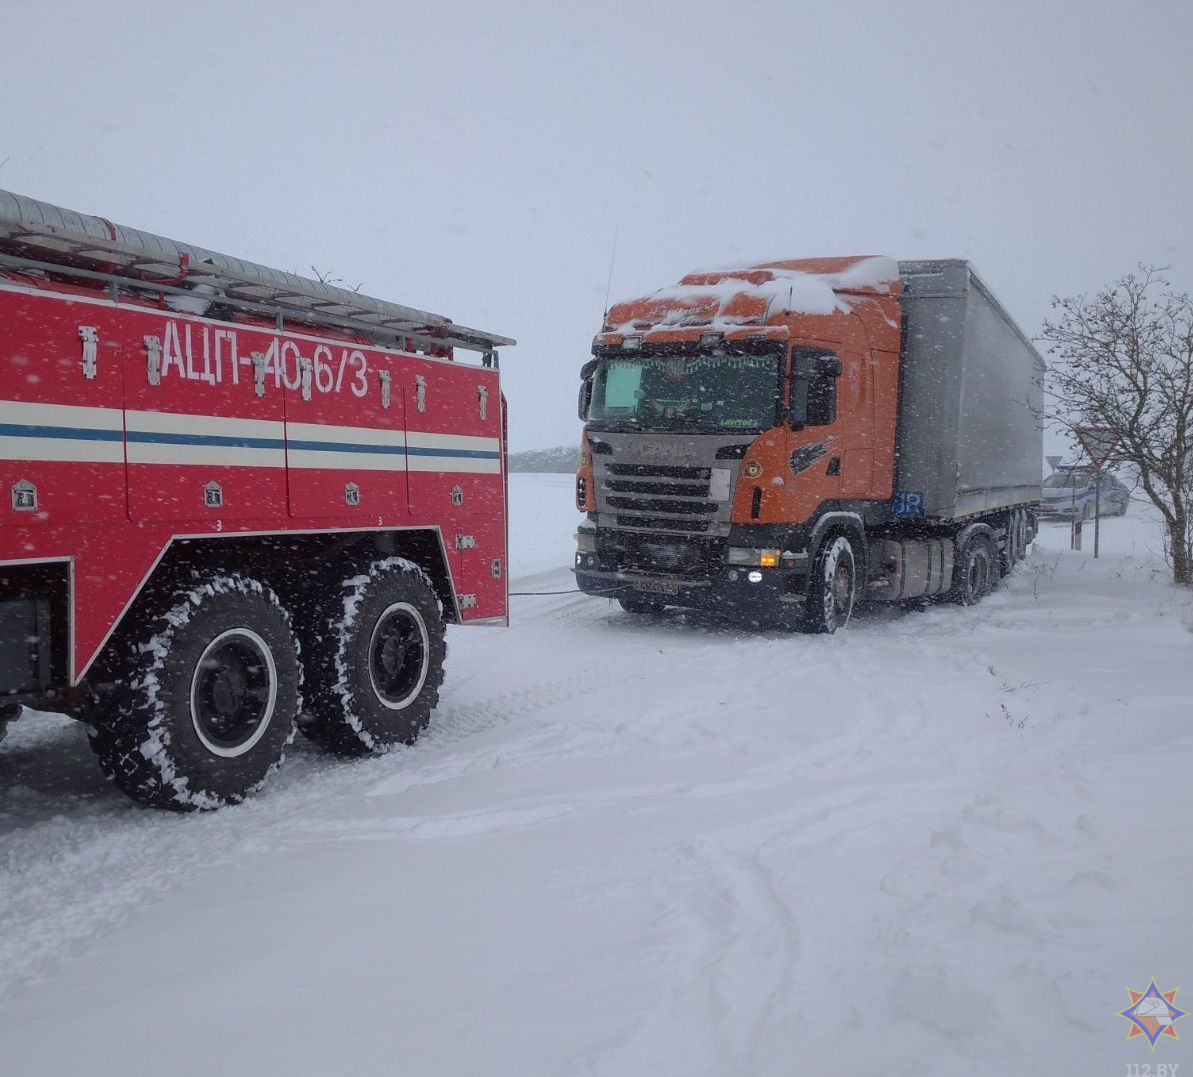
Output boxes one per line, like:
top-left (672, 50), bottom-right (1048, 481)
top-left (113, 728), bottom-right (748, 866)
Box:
top-left (602, 463), bottom-right (716, 534)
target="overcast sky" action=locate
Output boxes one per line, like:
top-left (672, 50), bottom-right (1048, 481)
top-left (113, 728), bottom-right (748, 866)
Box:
top-left (3, 0), bottom-right (1190, 451)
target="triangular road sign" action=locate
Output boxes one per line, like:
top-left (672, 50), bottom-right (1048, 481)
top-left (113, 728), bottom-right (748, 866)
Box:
top-left (1076, 426), bottom-right (1117, 468)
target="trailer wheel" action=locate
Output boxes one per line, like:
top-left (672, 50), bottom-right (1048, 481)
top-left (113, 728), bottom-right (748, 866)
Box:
top-left (1002, 510), bottom-right (1028, 574)
top-left (805, 535), bottom-right (856, 634)
top-left (950, 534), bottom-right (994, 606)
top-left (299, 558), bottom-right (446, 756)
top-left (1013, 510), bottom-right (1029, 560)
top-left (87, 575), bottom-right (300, 811)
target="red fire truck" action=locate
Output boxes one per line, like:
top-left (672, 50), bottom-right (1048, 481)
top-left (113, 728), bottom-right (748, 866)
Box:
top-left (0, 190), bottom-right (514, 810)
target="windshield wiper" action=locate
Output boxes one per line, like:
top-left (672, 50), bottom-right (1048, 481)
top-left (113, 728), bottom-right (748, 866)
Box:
top-left (587, 418), bottom-right (643, 432)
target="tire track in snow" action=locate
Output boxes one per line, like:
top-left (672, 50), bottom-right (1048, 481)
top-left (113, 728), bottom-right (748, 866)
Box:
top-left (578, 836), bottom-right (802, 1077)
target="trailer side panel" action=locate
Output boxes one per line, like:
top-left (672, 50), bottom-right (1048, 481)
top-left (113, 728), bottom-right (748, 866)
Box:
top-left (896, 260), bottom-right (1043, 520)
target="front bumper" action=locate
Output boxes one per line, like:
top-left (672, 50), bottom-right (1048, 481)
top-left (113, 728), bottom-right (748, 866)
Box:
top-left (574, 521), bottom-right (818, 619)
top-left (574, 561), bottom-right (807, 619)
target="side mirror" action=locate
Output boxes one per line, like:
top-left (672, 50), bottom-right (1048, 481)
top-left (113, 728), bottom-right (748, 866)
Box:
top-left (578, 378), bottom-right (593, 421)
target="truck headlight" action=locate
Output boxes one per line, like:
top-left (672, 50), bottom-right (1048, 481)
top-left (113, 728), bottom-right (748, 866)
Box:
top-left (727, 547), bottom-right (780, 567)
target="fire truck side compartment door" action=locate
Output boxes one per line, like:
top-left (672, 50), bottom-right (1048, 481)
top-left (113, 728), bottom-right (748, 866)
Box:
top-left (0, 291), bottom-right (127, 526)
top-left (124, 316), bottom-right (288, 522)
top-left (405, 361), bottom-right (504, 621)
top-left (284, 348), bottom-right (408, 520)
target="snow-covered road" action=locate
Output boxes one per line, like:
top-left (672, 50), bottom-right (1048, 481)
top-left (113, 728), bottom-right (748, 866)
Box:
top-left (2, 477), bottom-right (1190, 1076)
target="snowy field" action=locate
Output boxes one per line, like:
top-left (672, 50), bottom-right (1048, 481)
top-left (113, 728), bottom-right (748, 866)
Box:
top-left (1, 475), bottom-right (1191, 1076)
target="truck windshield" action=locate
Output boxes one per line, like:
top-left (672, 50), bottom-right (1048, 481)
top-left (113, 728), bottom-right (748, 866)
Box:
top-left (584, 351), bottom-right (783, 432)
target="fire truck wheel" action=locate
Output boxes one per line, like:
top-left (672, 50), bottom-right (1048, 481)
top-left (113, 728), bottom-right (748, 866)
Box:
top-left (949, 533), bottom-right (995, 606)
top-left (87, 575), bottom-right (300, 811)
top-left (299, 558), bottom-right (445, 756)
top-left (805, 535), bottom-right (856, 634)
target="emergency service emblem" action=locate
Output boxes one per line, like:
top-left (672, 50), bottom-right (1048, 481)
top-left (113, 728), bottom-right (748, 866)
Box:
top-left (1119, 981), bottom-right (1185, 1049)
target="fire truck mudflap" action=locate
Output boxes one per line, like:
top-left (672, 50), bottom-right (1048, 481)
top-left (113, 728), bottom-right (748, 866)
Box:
top-left (0, 189), bottom-right (514, 810)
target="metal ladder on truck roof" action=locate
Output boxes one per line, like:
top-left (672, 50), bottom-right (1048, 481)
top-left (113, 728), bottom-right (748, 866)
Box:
top-left (0, 188), bottom-right (515, 363)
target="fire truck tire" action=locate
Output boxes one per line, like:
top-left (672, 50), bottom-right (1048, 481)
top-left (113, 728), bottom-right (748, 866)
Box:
top-left (299, 558), bottom-right (446, 756)
top-left (804, 534), bottom-right (856, 634)
top-left (87, 575), bottom-right (300, 811)
top-left (949, 533), bottom-right (995, 606)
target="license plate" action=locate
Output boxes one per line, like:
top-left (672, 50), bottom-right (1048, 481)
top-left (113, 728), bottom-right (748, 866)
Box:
top-left (633, 578), bottom-right (680, 595)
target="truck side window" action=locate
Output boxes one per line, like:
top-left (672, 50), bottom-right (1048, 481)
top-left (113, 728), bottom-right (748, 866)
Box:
top-left (791, 349), bottom-right (841, 428)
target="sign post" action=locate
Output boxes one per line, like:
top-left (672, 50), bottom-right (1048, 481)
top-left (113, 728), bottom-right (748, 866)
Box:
top-left (1075, 426), bottom-right (1118, 559)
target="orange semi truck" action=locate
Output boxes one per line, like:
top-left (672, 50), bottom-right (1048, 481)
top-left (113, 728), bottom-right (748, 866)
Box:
top-left (573, 257), bottom-right (1042, 631)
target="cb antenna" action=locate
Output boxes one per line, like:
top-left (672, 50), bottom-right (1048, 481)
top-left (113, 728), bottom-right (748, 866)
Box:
top-left (602, 226), bottom-right (619, 321)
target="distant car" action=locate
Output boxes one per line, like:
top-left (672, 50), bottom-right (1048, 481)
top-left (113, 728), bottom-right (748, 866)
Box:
top-left (1038, 467), bottom-right (1130, 520)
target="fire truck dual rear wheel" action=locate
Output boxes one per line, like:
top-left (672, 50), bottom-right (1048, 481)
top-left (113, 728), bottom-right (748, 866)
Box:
top-left (299, 558), bottom-right (446, 757)
top-left (88, 575), bottom-right (300, 811)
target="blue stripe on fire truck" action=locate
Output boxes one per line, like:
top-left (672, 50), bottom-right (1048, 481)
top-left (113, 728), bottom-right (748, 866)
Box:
top-left (0, 401), bottom-right (126, 463)
top-left (0, 421), bottom-right (124, 443)
top-left (125, 430), bottom-right (285, 451)
top-left (0, 402), bottom-right (500, 472)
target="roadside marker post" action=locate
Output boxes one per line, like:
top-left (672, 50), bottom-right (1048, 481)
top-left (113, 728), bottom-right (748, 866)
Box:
top-left (1075, 427), bottom-right (1118, 559)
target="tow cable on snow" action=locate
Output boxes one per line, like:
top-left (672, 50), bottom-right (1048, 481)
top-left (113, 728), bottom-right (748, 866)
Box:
top-left (508, 589), bottom-right (583, 596)
top-left (508, 588), bottom-right (625, 597)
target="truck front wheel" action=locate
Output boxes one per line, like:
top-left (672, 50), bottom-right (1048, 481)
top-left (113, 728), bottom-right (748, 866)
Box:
top-left (805, 535), bottom-right (856, 634)
top-left (87, 575), bottom-right (300, 811)
top-left (299, 558), bottom-right (446, 756)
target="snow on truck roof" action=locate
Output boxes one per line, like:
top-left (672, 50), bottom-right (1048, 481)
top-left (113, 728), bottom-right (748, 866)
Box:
top-left (603, 255), bottom-right (900, 333)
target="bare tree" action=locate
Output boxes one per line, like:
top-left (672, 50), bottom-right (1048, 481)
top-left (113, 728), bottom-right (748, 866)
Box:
top-left (1042, 267), bottom-right (1193, 586)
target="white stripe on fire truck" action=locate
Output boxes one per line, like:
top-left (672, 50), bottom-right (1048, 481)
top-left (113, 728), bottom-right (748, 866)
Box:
top-left (405, 431), bottom-right (502, 474)
top-left (286, 420), bottom-right (409, 473)
top-left (0, 401), bottom-right (501, 473)
top-left (286, 424), bottom-right (501, 473)
top-left (0, 399), bottom-right (125, 463)
top-left (125, 410), bottom-right (287, 468)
